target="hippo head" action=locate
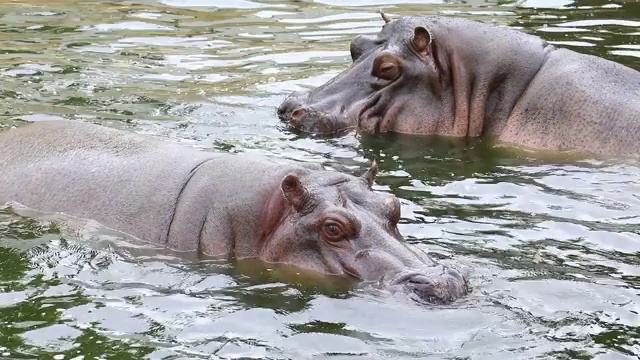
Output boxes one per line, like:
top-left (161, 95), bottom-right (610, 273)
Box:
top-left (278, 12), bottom-right (496, 137)
top-left (278, 12), bottom-right (450, 135)
top-left (259, 161), bottom-right (468, 304)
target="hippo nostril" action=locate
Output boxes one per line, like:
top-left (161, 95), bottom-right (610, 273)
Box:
top-left (407, 274), bottom-right (435, 287)
top-left (291, 108), bottom-right (307, 121)
top-left (404, 275), bottom-right (440, 303)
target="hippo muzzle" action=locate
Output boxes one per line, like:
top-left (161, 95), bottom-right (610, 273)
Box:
top-left (278, 91), bottom-right (355, 135)
top-left (390, 266), bottom-right (468, 304)
top-left (349, 245), bottom-right (468, 305)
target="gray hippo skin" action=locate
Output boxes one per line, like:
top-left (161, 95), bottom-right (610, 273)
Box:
top-left (0, 120), bottom-right (467, 304)
top-left (278, 13), bottom-right (640, 157)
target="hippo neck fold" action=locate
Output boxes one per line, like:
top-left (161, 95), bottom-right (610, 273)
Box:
top-left (431, 17), bottom-right (553, 138)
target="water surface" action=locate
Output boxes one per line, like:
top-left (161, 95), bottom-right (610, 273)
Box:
top-left (1, 0), bottom-right (639, 359)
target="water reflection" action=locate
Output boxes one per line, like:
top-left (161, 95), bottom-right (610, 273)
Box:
top-left (1, 0), bottom-right (640, 358)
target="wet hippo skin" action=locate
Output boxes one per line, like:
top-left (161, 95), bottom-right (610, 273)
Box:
top-left (0, 120), bottom-right (468, 304)
top-left (278, 12), bottom-right (640, 158)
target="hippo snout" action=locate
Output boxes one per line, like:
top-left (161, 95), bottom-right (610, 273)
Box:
top-left (277, 91), bottom-right (312, 126)
top-left (392, 267), bottom-right (468, 305)
top-left (277, 92), bottom-right (350, 134)
top-left (277, 91), bottom-right (304, 119)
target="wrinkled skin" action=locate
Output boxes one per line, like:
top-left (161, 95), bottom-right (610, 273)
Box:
top-left (0, 120), bottom-right (468, 304)
top-left (278, 14), bottom-right (640, 157)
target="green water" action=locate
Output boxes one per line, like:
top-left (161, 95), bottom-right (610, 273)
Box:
top-left (1, 0), bottom-right (639, 359)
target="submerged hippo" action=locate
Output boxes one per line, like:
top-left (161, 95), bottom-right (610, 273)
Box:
top-left (278, 13), bottom-right (640, 157)
top-left (0, 120), bottom-right (468, 304)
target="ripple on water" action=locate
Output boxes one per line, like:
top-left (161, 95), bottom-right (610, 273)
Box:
top-left (80, 22), bottom-right (176, 32)
top-left (517, 0), bottom-right (576, 8)
top-left (159, 0), bottom-right (269, 9)
top-left (1, 0), bottom-right (640, 358)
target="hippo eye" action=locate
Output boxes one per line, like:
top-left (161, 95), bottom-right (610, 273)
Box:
top-left (322, 220), bottom-right (345, 242)
top-left (376, 62), bottom-right (399, 81)
top-left (372, 50), bottom-right (402, 82)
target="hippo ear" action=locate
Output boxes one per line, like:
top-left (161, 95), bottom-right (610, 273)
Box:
top-left (281, 174), bottom-right (309, 212)
top-left (380, 9), bottom-right (391, 24)
top-left (361, 160), bottom-right (378, 189)
top-left (411, 26), bottom-right (432, 56)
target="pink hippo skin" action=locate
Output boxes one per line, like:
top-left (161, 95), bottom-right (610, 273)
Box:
top-left (278, 12), bottom-right (640, 158)
top-left (0, 120), bottom-right (468, 304)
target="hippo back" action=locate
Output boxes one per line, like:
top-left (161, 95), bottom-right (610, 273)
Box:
top-left (0, 120), bottom-right (219, 244)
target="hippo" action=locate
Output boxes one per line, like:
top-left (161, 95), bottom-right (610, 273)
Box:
top-left (278, 12), bottom-right (640, 158)
top-left (0, 120), bottom-right (468, 304)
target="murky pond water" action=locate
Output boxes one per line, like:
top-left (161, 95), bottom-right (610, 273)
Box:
top-left (1, 0), bottom-right (640, 358)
